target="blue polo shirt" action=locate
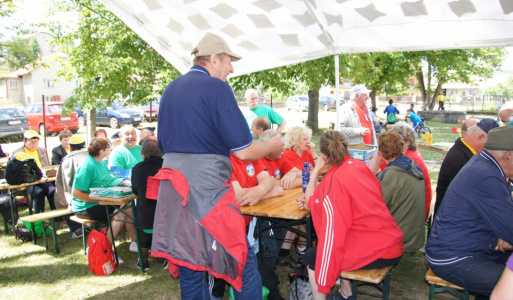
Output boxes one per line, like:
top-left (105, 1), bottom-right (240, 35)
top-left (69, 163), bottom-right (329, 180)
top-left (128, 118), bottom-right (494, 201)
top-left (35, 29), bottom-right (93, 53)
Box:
top-left (158, 66), bottom-right (252, 157)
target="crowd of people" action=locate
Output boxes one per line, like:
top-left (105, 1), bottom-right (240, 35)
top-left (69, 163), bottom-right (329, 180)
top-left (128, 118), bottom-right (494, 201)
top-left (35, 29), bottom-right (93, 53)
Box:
top-left (4, 31), bottom-right (513, 300)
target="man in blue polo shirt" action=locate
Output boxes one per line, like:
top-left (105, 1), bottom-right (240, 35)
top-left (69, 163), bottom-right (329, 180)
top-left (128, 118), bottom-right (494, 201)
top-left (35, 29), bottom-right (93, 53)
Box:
top-left (245, 88), bottom-right (287, 133)
top-left (155, 32), bottom-right (284, 300)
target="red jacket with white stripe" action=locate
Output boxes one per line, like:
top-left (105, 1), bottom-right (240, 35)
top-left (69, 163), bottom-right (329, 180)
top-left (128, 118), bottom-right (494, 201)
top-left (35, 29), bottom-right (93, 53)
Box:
top-left (308, 156), bottom-right (403, 294)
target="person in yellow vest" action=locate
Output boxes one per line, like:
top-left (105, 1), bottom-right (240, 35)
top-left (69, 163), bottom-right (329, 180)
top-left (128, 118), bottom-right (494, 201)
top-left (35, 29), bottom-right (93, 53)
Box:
top-left (438, 93), bottom-right (445, 110)
top-left (13, 130), bottom-right (55, 213)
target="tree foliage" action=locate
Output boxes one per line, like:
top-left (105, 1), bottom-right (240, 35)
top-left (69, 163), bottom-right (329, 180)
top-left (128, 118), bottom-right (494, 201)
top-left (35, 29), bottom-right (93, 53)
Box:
top-left (231, 56), bottom-right (336, 131)
top-left (339, 52), bottom-right (413, 109)
top-left (487, 76), bottom-right (513, 97)
top-left (49, 0), bottom-right (180, 122)
top-left (405, 48), bottom-right (506, 110)
top-left (3, 36), bottom-right (40, 69)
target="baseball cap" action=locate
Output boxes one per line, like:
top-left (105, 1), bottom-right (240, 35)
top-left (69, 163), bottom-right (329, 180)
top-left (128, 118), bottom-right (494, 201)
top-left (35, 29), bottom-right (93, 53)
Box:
top-left (24, 130), bottom-right (41, 139)
top-left (350, 84), bottom-right (371, 94)
top-left (484, 126), bottom-right (513, 151)
top-left (191, 32), bottom-right (242, 61)
top-left (70, 136), bottom-right (85, 147)
top-left (476, 118), bottom-right (499, 134)
top-left (101, 173), bottom-right (125, 188)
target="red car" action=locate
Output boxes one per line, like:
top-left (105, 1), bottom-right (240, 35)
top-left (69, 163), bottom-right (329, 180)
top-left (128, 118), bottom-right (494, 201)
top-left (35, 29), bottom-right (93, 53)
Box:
top-left (22, 102), bottom-right (79, 135)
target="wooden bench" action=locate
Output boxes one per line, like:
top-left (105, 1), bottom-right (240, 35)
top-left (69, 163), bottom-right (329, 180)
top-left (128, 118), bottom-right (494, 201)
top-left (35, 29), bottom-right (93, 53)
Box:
top-left (341, 265), bottom-right (393, 299)
top-left (19, 208), bottom-right (73, 254)
top-left (426, 268), bottom-right (469, 300)
top-left (70, 215), bottom-right (99, 255)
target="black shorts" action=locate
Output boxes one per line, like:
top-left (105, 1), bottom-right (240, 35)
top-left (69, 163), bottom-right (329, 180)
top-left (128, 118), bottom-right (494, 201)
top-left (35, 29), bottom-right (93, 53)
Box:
top-left (75, 204), bottom-right (116, 224)
top-left (303, 246), bottom-right (402, 271)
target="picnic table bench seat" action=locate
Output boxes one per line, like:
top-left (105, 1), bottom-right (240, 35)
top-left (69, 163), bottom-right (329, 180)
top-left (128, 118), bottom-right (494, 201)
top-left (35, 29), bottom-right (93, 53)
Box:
top-left (341, 265), bottom-right (393, 299)
top-left (19, 208), bottom-right (73, 254)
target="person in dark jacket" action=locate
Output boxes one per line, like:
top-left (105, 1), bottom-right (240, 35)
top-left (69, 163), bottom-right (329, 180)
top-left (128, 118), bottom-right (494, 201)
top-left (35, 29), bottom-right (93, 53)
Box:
top-left (51, 130), bottom-right (72, 165)
top-left (434, 118), bottom-right (498, 216)
top-left (426, 126), bottom-right (513, 299)
top-left (131, 137), bottom-right (163, 270)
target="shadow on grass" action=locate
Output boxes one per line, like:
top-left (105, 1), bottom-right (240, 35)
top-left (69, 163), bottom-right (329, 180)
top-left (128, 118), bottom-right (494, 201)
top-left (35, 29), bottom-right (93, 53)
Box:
top-left (84, 274), bottom-right (181, 300)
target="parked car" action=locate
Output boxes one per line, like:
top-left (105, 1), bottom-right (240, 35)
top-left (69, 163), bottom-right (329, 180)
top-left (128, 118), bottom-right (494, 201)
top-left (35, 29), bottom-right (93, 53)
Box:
top-left (75, 104), bottom-right (86, 126)
top-left (22, 102), bottom-right (79, 135)
top-left (285, 95), bottom-right (309, 112)
top-left (319, 95), bottom-right (345, 111)
top-left (0, 107), bottom-right (30, 139)
top-left (96, 101), bottom-right (144, 129)
top-left (138, 99), bottom-right (159, 121)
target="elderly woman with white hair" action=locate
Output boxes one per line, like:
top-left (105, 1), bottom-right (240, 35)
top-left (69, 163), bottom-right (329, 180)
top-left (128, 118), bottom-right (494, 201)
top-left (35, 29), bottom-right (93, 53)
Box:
top-left (281, 126), bottom-right (318, 173)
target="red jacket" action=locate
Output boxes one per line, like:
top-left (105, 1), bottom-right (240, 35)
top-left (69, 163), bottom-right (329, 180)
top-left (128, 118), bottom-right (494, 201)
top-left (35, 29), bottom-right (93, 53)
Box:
top-left (309, 157), bottom-right (403, 293)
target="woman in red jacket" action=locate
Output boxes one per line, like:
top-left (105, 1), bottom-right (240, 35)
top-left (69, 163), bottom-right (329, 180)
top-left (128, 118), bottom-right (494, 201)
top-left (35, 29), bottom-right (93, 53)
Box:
top-left (297, 130), bottom-right (403, 300)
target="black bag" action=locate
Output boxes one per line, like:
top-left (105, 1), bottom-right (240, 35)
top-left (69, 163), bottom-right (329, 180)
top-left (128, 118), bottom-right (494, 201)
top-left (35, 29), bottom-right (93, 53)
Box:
top-left (14, 224), bottom-right (33, 242)
top-left (5, 156), bottom-right (42, 185)
top-left (289, 261), bottom-right (313, 300)
top-left (0, 194), bottom-right (13, 225)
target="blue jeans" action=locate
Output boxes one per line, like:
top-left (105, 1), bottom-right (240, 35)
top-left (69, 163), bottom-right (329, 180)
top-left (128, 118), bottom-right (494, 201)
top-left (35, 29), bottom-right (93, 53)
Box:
top-left (430, 252), bottom-right (511, 297)
top-left (178, 239), bottom-right (262, 300)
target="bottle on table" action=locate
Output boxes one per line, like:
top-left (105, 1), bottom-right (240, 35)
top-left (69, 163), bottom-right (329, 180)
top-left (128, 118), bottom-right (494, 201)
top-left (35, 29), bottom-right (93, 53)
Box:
top-left (302, 162), bottom-right (310, 194)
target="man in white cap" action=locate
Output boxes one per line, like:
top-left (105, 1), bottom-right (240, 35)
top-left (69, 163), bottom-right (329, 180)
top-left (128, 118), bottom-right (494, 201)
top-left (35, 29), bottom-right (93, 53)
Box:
top-left (338, 84), bottom-right (377, 144)
top-left (154, 32), bottom-right (284, 300)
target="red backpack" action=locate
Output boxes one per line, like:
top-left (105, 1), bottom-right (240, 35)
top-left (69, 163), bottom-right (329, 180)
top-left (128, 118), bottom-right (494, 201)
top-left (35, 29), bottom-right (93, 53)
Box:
top-left (87, 229), bottom-right (116, 275)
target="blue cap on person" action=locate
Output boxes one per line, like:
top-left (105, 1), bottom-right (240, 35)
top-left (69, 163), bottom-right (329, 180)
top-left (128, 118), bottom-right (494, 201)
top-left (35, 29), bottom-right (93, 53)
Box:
top-left (476, 118), bottom-right (499, 134)
top-left (24, 130), bottom-right (41, 140)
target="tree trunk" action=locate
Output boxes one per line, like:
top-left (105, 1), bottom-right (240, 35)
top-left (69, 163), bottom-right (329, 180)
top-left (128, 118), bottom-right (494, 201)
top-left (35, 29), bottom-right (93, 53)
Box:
top-left (370, 91), bottom-right (377, 109)
top-left (416, 68), bottom-right (428, 110)
top-left (87, 108), bottom-right (97, 141)
top-left (307, 89), bottom-right (319, 131)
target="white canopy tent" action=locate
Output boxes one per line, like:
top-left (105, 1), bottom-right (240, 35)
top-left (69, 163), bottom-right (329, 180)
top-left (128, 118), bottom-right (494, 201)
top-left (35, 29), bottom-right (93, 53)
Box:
top-left (99, 0), bottom-right (513, 126)
top-left (99, 0), bottom-right (513, 77)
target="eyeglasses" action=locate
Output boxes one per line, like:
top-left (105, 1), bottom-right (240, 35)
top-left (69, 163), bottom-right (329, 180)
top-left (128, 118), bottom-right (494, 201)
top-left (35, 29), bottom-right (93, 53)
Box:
top-left (105, 142), bottom-right (112, 150)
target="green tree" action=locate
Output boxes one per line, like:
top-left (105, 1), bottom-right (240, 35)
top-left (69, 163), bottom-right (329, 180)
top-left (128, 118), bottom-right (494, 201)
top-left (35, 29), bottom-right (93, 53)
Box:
top-left (49, 0), bottom-right (180, 135)
top-left (406, 48), bottom-right (506, 110)
top-left (231, 57), bottom-right (336, 131)
top-left (3, 37), bottom-right (40, 69)
top-left (340, 52), bottom-right (414, 109)
top-left (487, 76), bottom-right (513, 97)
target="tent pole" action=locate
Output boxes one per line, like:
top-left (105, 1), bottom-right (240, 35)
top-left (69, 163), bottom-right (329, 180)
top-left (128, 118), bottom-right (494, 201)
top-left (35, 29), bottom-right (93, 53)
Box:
top-left (335, 55), bottom-right (340, 130)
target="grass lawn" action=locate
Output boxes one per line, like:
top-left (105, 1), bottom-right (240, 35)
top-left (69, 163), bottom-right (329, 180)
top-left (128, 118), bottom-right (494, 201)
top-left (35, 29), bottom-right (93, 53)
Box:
top-left (0, 121), bottom-right (474, 299)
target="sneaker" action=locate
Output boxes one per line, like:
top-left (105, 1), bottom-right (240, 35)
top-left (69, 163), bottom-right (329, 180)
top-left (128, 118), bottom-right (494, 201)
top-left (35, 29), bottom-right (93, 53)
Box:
top-left (129, 242), bottom-right (138, 252)
top-left (327, 291), bottom-right (352, 300)
top-left (275, 255), bottom-right (295, 269)
top-left (163, 260), bottom-right (169, 270)
top-left (70, 229), bottom-right (83, 239)
top-left (116, 256), bottom-right (124, 265)
top-left (136, 258), bottom-right (150, 270)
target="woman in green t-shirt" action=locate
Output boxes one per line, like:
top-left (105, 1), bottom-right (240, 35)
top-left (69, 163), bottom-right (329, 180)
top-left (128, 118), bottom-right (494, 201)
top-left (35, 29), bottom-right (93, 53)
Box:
top-left (72, 138), bottom-right (132, 246)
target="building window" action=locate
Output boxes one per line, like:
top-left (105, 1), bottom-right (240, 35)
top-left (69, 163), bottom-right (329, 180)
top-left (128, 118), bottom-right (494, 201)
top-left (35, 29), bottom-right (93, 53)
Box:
top-left (9, 80), bottom-right (18, 90)
top-left (43, 79), bottom-right (55, 88)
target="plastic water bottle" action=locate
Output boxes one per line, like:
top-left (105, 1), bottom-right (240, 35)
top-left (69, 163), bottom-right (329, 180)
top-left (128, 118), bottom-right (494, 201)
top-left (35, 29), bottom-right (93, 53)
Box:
top-left (302, 162), bottom-right (310, 194)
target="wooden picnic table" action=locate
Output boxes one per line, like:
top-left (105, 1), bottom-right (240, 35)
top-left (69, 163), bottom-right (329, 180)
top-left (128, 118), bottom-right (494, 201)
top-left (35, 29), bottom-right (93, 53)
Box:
top-left (240, 187), bottom-right (309, 220)
top-left (240, 187), bottom-right (313, 260)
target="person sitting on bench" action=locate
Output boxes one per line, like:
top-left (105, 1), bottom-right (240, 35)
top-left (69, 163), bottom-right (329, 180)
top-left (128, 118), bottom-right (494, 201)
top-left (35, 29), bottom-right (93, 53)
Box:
top-left (71, 138), bottom-right (133, 263)
top-left (297, 130), bottom-right (403, 300)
